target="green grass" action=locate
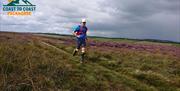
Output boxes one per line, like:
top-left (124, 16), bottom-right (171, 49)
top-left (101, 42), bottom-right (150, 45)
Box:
top-left (37, 33), bottom-right (180, 46)
top-left (0, 33), bottom-right (179, 91)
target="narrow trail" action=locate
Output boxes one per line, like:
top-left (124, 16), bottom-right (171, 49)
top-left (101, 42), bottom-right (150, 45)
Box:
top-left (40, 41), bottom-right (173, 91)
top-left (1, 32), bottom-right (179, 91)
top-left (41, 41), bottom-right (72, 56)
top-left (41, 41), bottom-right (157, 91)
top-left (40, 41), bottom-right (81, 63)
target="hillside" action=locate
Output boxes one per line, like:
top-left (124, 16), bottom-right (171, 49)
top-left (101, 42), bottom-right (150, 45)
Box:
top-left (0, 32), bottom-right (180, 91)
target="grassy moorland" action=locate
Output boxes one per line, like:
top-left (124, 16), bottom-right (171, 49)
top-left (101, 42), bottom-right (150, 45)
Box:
top-left (0, 32), bottom-right (180, 91)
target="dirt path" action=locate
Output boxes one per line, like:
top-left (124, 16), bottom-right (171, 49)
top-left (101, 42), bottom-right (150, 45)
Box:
top-left (41, 41), bottom-right (72, 56)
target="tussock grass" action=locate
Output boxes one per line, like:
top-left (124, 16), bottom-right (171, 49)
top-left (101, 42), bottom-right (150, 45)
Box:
top-left (0, 32), bottom-right (179, 91)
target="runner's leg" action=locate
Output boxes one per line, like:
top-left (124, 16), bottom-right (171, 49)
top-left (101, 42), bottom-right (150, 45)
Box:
top-left (73, 38), bottom-right (81, 56)
top-left (80, 39), bottom-right (86, 62)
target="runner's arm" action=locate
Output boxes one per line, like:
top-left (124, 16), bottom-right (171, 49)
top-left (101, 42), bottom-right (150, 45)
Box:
top-left (73, 26), bottom-right (78, 37)
top-left (73, 32), bottom-right (78, 37)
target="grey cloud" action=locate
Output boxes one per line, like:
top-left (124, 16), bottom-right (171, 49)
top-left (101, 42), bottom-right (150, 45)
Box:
top-left (88, 0), bottom-right (180, 41)
top-left (1, 0), bottom-right (180, 42)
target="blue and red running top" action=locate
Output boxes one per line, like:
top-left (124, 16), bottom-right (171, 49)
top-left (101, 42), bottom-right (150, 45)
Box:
top-left (74, 25), bottom-right (88, 39)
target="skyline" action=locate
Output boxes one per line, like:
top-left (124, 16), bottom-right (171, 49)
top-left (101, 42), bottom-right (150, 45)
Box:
top-left (0, 0), bottom-right (180, 42)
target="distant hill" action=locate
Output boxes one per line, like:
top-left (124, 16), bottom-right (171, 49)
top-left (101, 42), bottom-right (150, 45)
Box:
top-left (0, 31), bottom-right (180, 91)
top-left (36, 32), bottom-right (180, 44)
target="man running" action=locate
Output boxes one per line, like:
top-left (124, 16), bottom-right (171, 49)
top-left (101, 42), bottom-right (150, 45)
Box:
top-left (73, 19), bottom-right (88, 63)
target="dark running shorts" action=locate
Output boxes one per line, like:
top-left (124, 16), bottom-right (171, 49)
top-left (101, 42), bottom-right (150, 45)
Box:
top-left (76, 38), bottom-right (86, 49)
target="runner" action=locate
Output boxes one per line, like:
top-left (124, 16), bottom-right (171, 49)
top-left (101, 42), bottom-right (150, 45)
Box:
top-left (73, 19), bottom-right (88, 63)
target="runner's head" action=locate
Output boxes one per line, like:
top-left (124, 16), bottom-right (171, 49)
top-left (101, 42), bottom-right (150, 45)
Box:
top-left (81, 18), bottom-right (86, 26)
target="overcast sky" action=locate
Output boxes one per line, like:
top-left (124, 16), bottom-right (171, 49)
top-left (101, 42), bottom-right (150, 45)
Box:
top-left (0, 0), bottom-right (180, 42)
